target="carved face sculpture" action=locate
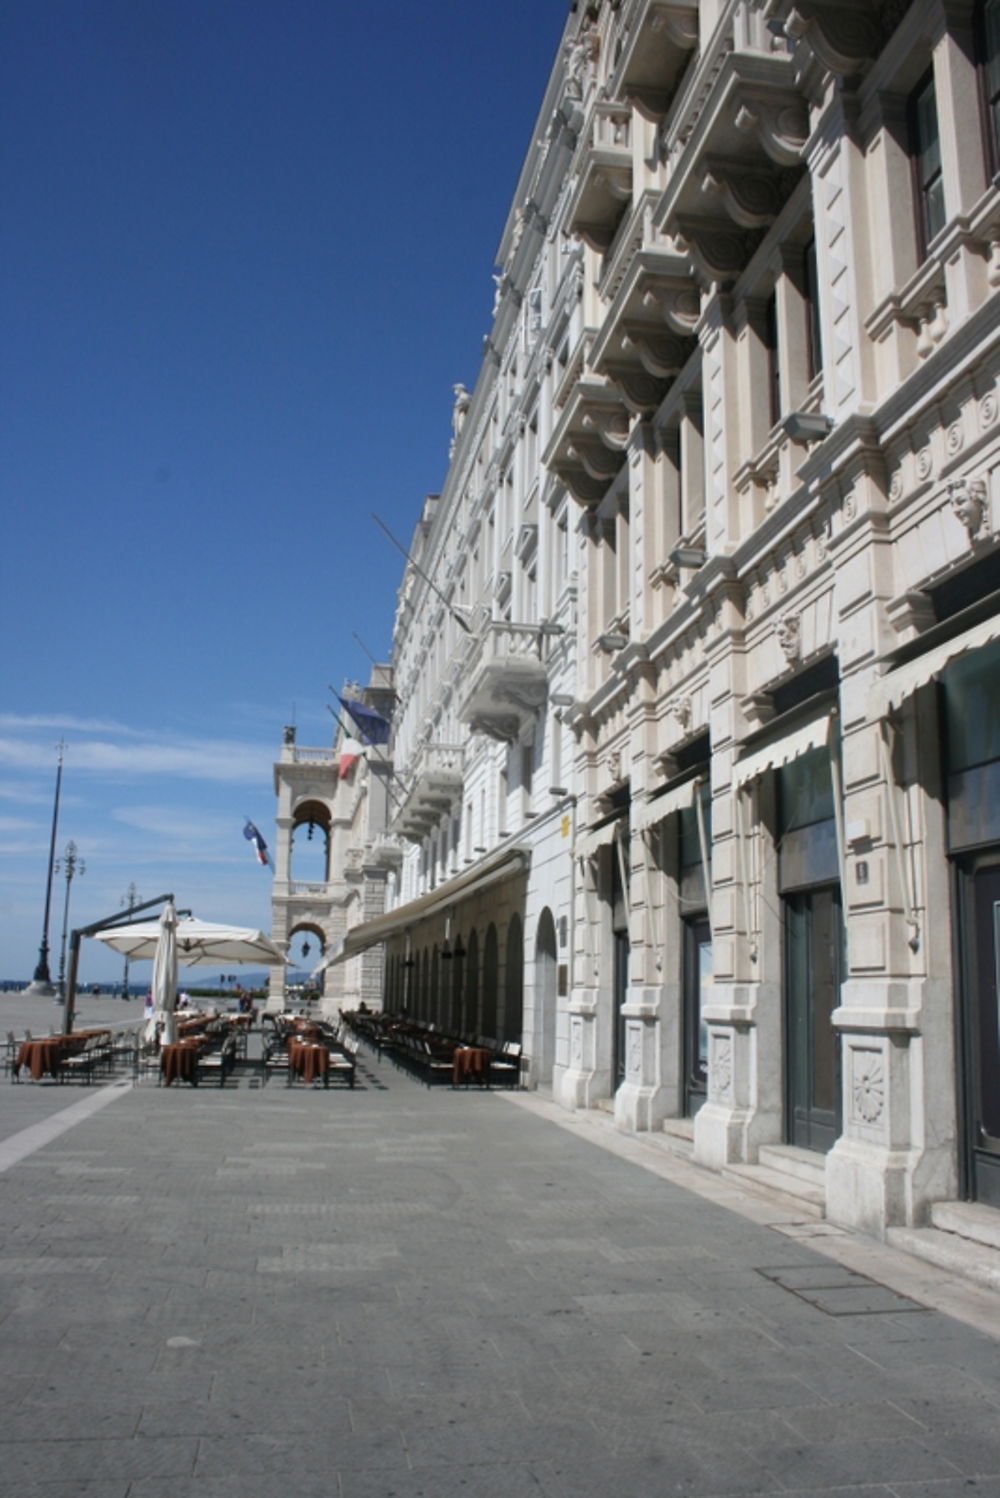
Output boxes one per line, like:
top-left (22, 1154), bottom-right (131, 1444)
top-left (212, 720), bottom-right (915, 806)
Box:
top-left (776, 612), bottom-right (801, 663)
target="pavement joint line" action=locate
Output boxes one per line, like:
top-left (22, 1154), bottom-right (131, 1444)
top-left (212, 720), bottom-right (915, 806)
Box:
top-left (498, 1088), bottom-right (1000, 1343)
top-left (0, 1080), bottom-right (132, 1173)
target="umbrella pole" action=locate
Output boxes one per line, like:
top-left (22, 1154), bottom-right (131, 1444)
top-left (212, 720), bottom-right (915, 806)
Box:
top-left (63, 893), bottom-right (176, 1037)
top-left (63, 929), bottom-right (83, 1036)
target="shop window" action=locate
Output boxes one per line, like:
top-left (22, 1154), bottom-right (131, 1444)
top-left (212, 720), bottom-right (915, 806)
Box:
top-left (778, 749), bottom-right (835, 834)
top-left (942, 639), bottom-right (1000, 774)
top-left (909, 69), bottom-right (946, 252)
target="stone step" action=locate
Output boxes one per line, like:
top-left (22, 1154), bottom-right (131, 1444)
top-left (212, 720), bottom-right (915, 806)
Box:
top-left (720, 1162), bottom-right (825, 1218)
top-left (659, 1117), bottom-right (695, 1159)
top-left (886, 1224), bottom-right (1000, 1295)
top-left (929, 1199), bottom-right (1000, 1251)
top-left (757, 1143), bottom-right (828, 1190)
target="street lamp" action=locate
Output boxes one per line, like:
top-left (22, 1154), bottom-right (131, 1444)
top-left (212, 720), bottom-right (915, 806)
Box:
top-left (55, 841), bottom-right (86, 1000)
top-left (120, 882), bottom-right (140, 1000)
top-left (25, 742), bottom-right (66, 998)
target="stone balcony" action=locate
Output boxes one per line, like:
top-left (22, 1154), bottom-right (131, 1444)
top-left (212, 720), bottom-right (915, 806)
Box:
top-left (393, 743), bottom-right (465, 843)
top-left (566, 102), bottom-right (634, 252)
top-left (611, 0), bottom-right (699, 122)
top-left (457, 622), bottom-right (552, 744)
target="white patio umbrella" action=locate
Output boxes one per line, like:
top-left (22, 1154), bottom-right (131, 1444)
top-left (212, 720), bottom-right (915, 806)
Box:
top-left (147, 899), bottom-right (178, 1047)
top-left (94, 917), bottom-right (288, 968)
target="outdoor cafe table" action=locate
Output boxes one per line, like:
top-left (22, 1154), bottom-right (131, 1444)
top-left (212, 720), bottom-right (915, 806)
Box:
top-left (160, 1038), bottom-right (203, 1087)
top-left (287, 1038), bottom-right (329, 1085)
top-left (452, 1046), bottom-right (491, 1086)
top-left (14, 1029), bottom-right (110, 1082)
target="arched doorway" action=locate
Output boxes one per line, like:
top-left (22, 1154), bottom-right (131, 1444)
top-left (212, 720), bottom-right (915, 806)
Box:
top-left (481, 924), bottom-right (499, 1042)
top-left (534, 908), bottom-right (558, 1086)
top-left (464, 929), bottom-right (479, 1037)
top-left (504, 914), bottom-right (524, 1042)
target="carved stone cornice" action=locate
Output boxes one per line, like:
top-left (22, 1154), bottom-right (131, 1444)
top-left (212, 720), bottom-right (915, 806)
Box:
top-left (732, 96), bottom-right (809, 168)
top-left (621, 322), bottom-right (690, 378)
top-left (673, 215), bottom-right (761, 286)
top-left (699, 157), bottom-right (790, 230)
top-left (763, 0), bottom-right (883, 78)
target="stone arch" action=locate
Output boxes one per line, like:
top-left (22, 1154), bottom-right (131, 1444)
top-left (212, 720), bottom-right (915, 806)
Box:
top-left (534, 907), bottom-right (558, 1085)
top-left (482, 923), bottom-right (499, 1042)
top-left (504, 913), bottom-right (524, 1042)
top-left (464, 928), bottom-right (479, 1038)
top-left (289, 798), bottom-right (331, 883)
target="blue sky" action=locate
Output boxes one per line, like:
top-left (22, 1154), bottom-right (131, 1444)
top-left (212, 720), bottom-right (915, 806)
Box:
top-left (1, 1), bottom-right (570, 983)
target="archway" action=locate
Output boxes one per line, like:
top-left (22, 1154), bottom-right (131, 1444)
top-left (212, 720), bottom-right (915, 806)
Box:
top-left (504, 913), bottom-right (524, 1042)
top-left (290, 799), bottom-right (331, 884)
top-left (534, 907), bottom-right (558, 1085)
top-left (464, 929), bottom-right (479, 1038)
top-left (482, 924), bottom-right (499, 1042)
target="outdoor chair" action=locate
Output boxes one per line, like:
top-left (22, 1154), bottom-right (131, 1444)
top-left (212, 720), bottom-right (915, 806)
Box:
top-left (198, 1034), bottom-right (237, 1087)
top-left (489, 1041), bottom-right (522, 1088)
top-left (59, 1034), bottom-right (100, 1085)
top-left (326, 1036), bottom-right (359, 1089)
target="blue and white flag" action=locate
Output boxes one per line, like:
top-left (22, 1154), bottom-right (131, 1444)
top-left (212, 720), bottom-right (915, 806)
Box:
top-left (338, 695), bottom-right (391, 747)
top-left (243, 819), bottom-right (271, 867)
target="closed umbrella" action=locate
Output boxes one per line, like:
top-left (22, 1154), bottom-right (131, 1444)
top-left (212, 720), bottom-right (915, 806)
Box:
top-left (147, 900), bottom-right (178, 1047)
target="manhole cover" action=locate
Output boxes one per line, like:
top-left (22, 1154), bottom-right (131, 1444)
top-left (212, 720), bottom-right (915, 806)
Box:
top-left (757, 1264), bottom-right (926, 1316)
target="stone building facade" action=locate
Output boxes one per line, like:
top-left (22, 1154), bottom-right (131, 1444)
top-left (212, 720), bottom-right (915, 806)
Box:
top-left (276, 0), bottom-right (1000, 1241)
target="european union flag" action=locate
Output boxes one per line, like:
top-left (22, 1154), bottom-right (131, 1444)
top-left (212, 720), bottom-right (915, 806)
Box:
top-left (338, 695), bottom-right (391, 746)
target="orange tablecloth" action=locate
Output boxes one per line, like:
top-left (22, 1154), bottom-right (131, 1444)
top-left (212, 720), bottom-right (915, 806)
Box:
top-left (288, 1039), bottom-right (329, 1083)
top-left (160, 1039), bottom-right (202, 1086)
top-left (453, 1046), bottom-right (491, 1086)
top-left (14, 1029), bottom-right (109, 1081)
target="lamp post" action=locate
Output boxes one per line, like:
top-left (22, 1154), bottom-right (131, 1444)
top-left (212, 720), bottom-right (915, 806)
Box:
top-left (120, 882), bottom-right (140, 1000)
top-left (24, 742), bottom-right (65, 998)
top-left (55, 841), bottom-right (86, 1000)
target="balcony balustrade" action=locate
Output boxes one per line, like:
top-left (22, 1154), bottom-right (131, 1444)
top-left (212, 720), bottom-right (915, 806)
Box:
top-left (458, 622), bottom-right (553, 744)
top-left (567, 102), bottom-right (634, 252)
top-left (392, 743), bottom-right (465, 843)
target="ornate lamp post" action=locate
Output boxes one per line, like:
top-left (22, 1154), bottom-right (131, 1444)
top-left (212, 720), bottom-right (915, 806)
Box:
top-left (120, 882), bottom-right (140, 1000)
top-left (24, 742), bottom-right (65, 998)
top-left (55, 841), bottom-right (86, 1000)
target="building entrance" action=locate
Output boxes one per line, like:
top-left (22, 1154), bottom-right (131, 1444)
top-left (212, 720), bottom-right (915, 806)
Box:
top-left (959, 861), bottom-right (1000, 1206)
top-left (785, 885), bottom-right (842, 1153)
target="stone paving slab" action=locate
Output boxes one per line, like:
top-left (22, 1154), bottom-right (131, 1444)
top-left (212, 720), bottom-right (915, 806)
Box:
top-left (2, 1044), bottom-right (1000, 1497)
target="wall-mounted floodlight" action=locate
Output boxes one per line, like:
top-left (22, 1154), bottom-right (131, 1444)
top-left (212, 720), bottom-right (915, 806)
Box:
top-left (550, 692), bottom-right (576, 707)
top-left (537, 621), bottom-right (566, 636)
top-left (669, 545), bottom-right (706, 568)
top-left (549, 786), bottom-right (570, 797)
top-left (597, 631), bottom-right (629, 651)
top-left (781, 410), bottom-right (834, 443)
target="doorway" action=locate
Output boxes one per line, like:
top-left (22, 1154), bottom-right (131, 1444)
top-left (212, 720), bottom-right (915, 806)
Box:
top-left (785, 885), bottom-right (843, 1152)
top-left (959, 861), bottom-right (1000, 1206)
top-left (683, 917), bottom-right (711, 1116)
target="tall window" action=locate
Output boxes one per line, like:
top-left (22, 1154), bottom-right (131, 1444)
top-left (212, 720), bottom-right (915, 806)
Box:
top-left (909, 70), bottom-right (946, 251)
top-left (803, 238), bottom-right (822, 383)
top-left (765, 292), bottom-right (781, 427)
top-left (980, 0), bottom-right (1000, 170)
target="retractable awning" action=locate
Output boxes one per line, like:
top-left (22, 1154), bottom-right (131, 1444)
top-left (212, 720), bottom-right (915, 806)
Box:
top-left (632, 772), bottom-right (702, 835)
top-left (871, 613), bottom-right (1000, 717)
top-left (323, 844), bottom-right (530, 968)
top-left (733, 703), bottom-right (833, 790)
top-left (575, 807), bottom-right (628, 862)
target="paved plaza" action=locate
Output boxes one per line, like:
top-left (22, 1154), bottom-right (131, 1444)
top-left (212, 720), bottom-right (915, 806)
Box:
top-left (2, 1000), bottom-right (1000, 1498)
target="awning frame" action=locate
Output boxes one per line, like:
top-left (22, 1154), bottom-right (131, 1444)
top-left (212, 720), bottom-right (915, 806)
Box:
top-left (326, 844), bottom-right (530, 967)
